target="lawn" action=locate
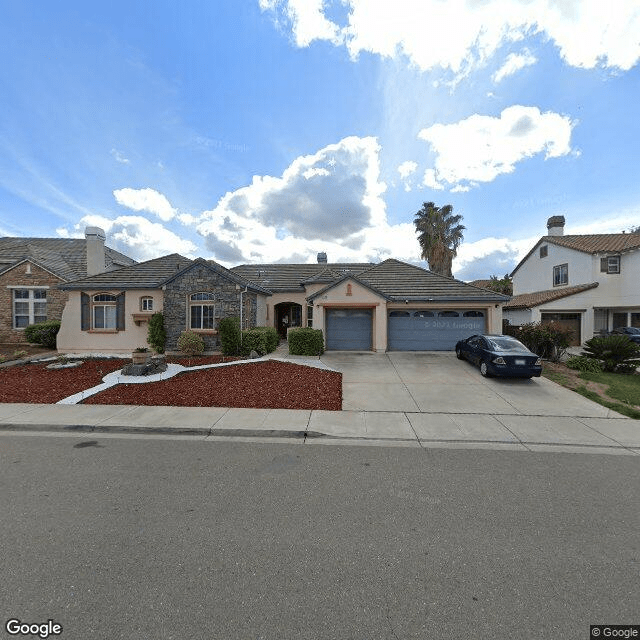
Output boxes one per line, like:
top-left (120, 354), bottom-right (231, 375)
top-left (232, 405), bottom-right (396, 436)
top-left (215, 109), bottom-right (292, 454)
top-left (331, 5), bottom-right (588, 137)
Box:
top-left (543, 362), bottom-right (640, 419)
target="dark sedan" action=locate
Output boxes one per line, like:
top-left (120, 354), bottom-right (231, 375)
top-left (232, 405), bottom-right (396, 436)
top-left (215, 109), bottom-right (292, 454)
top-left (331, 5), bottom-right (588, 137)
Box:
top-left (610, 327), bottom-right (640, 344)
top-left (455, 334), bottom-right (542, 378)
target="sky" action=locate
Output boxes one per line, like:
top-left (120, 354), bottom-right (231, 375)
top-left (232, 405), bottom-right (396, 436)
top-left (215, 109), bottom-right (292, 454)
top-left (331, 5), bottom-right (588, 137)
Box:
top-left (1, 0), bottom-right (639, 281)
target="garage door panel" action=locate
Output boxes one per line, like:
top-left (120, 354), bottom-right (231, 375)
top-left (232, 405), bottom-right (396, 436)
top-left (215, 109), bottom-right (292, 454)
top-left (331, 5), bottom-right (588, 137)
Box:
top-left (388, 310), bottom-right (485, 351)
top-left (326, 309), bottom-right (372, 350)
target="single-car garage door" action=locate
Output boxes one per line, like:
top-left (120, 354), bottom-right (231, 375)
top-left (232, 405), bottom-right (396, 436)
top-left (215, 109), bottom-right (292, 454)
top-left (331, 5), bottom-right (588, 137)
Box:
top-left (326, 308), bottom-right (372, 350)
top-left (541, 312), bottom-right (581, 346)
top-left (388, 309), bottom-right (486, 351)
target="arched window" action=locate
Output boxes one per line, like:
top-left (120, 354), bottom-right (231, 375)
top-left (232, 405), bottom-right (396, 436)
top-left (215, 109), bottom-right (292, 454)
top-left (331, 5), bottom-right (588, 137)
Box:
top-left (438, 310), bottom-right (459, 317)
top-left (389, 310), bottom-right (411, 317)
top-left (463, 310), bottom-right (484, 317)
top-left (140, 296), bottom-right (154, 312)
top-left (190, 293), bottom-right (216, 330)
top-left (414, 310), bottom-right (434, 317)
top-left (93, 293), bottom-right (117, 329)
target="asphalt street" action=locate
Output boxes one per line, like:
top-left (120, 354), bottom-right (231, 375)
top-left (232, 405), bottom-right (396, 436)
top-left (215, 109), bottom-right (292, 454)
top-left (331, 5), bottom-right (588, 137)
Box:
top-left (1, 435), bottom-right (639, 640)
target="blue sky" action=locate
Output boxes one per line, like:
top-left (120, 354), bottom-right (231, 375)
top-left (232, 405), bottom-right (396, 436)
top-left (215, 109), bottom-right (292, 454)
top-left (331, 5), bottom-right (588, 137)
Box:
top-left (1, 0), bottom-right (639, 280)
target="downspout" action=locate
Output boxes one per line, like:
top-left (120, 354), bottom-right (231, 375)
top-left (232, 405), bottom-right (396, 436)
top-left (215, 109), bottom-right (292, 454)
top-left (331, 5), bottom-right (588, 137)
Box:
top-left (239, 285), bottom-right (248, 345)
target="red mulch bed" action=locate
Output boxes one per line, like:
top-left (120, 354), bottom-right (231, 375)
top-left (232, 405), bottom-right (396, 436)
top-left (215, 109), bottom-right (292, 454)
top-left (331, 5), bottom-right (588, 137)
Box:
top-left (0, 359), bottom-right (128, 404)
top-left (84, 360), bottom-right (342, 410)
top-left (0, 357), bottom-right (342, 410)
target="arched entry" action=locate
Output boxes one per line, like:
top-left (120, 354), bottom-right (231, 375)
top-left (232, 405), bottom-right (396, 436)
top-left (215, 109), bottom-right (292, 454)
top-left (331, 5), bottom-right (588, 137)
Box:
top-left (274, 302), bottom-right (302, 337)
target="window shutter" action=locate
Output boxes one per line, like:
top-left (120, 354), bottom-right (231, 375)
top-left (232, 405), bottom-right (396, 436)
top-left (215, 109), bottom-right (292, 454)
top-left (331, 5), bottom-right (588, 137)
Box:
top-left (81, 292), bottom-right (90, 331)
top-left (116, 292), bottom-right (125, 330)
top-left (600, 257), bottom-right (608, 272)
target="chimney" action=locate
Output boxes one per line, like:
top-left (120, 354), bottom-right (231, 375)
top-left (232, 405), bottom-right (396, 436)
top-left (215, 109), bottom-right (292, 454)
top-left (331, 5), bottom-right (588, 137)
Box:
top-left (547, 215), bottom-right (565, 237)
top-left (317, 251), bottom-right (327, 264)
top-left (85, 226), bottom-right (106, 275)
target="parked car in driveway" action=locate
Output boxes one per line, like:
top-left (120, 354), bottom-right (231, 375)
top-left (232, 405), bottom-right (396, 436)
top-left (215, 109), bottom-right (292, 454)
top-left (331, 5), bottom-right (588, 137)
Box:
top-left (455, 334), bottom-right (543, 378)
top-left (609, 327), bottom-right (640, 344)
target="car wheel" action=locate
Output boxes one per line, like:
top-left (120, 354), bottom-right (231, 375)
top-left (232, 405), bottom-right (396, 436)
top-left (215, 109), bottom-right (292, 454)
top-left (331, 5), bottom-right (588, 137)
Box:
top-left (480, 361), bottom-right (491, 377)
top-left (456, 347), bottom-right (463, 360)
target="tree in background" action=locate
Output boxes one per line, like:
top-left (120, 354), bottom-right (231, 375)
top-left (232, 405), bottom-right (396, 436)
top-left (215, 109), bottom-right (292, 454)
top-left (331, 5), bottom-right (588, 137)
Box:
top-left (414, 202), bottom-right (465, 277)
top-left (487, 274), bottom-right (513, 295)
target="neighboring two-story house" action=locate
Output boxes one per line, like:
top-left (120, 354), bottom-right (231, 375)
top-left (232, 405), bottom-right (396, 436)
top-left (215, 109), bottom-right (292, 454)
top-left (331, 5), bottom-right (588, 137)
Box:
top-left (504, 216), bottom-right (640, 345)
top-left (0, 227), bottom-right (136, 345)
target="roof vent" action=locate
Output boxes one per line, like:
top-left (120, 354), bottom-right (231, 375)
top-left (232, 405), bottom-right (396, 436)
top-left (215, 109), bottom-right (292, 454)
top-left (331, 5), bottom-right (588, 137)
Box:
top-left (547, 215), bottom-right (565, 237)
top-left (317, 252), bottom-right (327, 263)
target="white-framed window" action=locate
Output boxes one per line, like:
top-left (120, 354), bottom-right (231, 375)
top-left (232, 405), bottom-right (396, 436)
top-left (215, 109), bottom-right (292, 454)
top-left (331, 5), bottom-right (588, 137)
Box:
top-left (600, 256), bottom-right (620, 274)
top-left (539, 245), bottom-right (548, 258)
top-left (190, 293), bottom-right (216, 330)
top-left (553, 264), bottom-right (568, 286)
top-left (140, 296), bottom-right (154, 311)
top-left (93, 294), bottom-right (117, 329)
top-left (13, 288), bottom-right (47, 328)
top-left (307, 304), bottom-right (313, 328)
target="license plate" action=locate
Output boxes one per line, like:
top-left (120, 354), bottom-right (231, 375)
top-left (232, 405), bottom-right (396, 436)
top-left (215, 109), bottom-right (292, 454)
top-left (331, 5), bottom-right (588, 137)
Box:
top-left (515, 359), bottom-right (526, 365)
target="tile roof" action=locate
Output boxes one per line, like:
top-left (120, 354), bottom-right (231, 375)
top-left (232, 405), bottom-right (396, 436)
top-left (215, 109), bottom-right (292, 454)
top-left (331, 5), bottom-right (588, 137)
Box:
top-left (308, 259), bottom-right (510, 302)
top-left (511, 233), bottom-right (640, 275)
top-left (59, 254), bottom-right (271, 295)
top-left (231, 262), bottom-right (374, 292)
top-left (0, 237), bottom-right (136, 281)
top-left (504, 282), bottom-right (599, 310)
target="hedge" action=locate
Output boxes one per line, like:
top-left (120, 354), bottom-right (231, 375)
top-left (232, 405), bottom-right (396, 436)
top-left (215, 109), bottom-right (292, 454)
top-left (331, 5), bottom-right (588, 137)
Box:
top-left (219, 317), bottom-right (241, 356)
top-left (288, 327), bottom-right (324, 356)
top-left (24, 320), bottom-right (61, 349)
top-left (240, 326), bottom-right (279, 357)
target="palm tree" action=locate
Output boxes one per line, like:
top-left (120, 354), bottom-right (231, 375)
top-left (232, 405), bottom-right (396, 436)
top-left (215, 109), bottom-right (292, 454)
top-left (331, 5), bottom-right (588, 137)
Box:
top-left (414, 202), bottom-right (465, 277)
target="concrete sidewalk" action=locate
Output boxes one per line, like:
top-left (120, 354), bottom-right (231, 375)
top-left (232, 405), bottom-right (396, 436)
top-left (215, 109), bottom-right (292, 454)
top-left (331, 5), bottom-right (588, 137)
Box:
top-left (0, 402), bottom-right (638, 455)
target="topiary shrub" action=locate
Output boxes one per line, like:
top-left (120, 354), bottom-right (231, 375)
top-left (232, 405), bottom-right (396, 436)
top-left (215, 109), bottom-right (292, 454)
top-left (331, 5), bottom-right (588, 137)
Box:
top-left (240, 326), bottom-right (280, 357)
top-left (582, 334), bottom-right (640, 373)
top-left (288, 327), bottom-right (324, 356)
top-left (566, 355), bottom-right (604, 373)
top-left (177, 330), bottom-right (205, 356)
top-left (24, 320), bottom-right (61, 349)
top-left (219, 317), bottom-right (241, 356)
top-left (147, 312), bottom-right (166, 353)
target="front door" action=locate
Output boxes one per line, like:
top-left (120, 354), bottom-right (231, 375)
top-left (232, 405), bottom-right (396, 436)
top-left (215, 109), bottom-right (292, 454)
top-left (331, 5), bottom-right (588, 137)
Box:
top-left (275, 302), bottom-right (302, 337)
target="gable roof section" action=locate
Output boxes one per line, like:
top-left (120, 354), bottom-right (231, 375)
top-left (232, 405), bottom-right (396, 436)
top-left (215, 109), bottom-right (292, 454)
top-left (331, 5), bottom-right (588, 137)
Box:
top-left (0, 237), bottom-right (136, 281)
top-left (504, 282), bottom-right (599, 310)
top-left (58, 254), bottom-right (271, 295)
top-left (231, 262), bottom-right (374, 292)
top-left (308, 259), bottom-right (509, 302)
top-left (306, 273), bottom-right (392, 302)
top-left (511, 233), bottom-right (640, 276)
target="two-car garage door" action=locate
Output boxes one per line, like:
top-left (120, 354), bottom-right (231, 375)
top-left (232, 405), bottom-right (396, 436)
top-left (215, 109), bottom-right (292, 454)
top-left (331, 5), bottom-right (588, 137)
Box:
top-left (387, 309), bottom-right (486, 351)
top-left (325, 307), bottom-right (486, 351)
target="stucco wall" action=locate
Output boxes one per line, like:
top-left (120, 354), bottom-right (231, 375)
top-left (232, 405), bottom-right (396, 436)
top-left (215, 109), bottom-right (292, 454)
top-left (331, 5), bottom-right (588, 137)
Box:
top-left (57, 289), bottom-right (161, 353)
top-left (265, 292), bottom-right (309, 328)
top-left (0, 261), bottom-right (68, 344)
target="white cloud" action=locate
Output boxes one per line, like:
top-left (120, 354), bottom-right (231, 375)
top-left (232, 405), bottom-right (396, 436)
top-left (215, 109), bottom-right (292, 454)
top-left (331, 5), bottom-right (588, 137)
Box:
top-left (110, 148), bottom-right (130, 164)
top-left (262, 0), bottom-right (640, 77)
top-left (492, 49), bottom-right (537, 83)
top-left (397, 160), bottom-right (417, 179)
top-left (418, 105), bottom-right (574, 191)
top-left (61, 214), bottom-right (198, 262)
top-left (453, 236), bottom-right (537, 280)
top-left (113, 187), bottom-right (177, 222)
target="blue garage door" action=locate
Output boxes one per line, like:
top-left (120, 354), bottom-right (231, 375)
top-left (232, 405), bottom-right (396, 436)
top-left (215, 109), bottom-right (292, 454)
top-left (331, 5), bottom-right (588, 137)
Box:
top-left (326, 308), bottom-right (372, 350)
top-left (388, 309), bottom-right (485, 351)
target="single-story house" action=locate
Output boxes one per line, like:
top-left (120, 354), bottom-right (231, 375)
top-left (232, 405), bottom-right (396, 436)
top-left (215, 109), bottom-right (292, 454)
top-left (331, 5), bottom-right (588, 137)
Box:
top-left (56, 251), bottom-right (508, 353)
top-left (0, 227), bottom-right (136, 345)
top-left (504, 216), bottom-right (640, 345)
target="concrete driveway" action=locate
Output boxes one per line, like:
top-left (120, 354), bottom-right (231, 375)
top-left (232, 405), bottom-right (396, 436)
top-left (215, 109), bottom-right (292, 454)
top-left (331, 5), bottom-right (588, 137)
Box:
top-left (320, 351), bottom-right (617, 418)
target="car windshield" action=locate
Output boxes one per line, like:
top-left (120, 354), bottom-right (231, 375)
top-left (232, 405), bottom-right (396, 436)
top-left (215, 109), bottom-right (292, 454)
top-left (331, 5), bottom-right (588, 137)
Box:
top-left (625, 327), bottom-right (640, 334)
top-left (486, 337), bottom-right (528, 352)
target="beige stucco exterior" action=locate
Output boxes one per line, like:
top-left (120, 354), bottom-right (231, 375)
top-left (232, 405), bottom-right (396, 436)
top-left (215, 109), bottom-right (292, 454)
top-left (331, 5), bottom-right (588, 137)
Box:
top-left (57, 289), bottom-right (163, 353)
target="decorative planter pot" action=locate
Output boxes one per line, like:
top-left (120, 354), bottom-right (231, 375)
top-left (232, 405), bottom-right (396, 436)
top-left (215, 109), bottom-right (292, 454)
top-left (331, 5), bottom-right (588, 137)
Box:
top-left (131, 352), bottom-right (150, 365)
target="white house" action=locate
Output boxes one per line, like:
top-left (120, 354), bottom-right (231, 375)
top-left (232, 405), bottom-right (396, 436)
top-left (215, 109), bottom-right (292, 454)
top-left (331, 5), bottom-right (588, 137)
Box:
top-left (504, 216), bottom-right (640, 345)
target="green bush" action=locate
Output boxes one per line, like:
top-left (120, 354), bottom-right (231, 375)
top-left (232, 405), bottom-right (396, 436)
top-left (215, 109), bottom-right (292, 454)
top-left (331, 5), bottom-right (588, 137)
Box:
top-left (177, 330), bottom-right (205, 356)
top-left (504, 322), bottom-right (573, 361)
top-left (566, 355), bottom-right (603, 373)
top-left (240, 326), bottom-right (280, 357)
top-left (147, 312), bottom-right (166, 353)
top-left (24, 320), bottom-right (61, 349)
top-left (219, 317), bottom-right (241, 356)
top-left (288, 327), bottom-right (324, 356)
top-left (582, 335), bottom-right (640, 373)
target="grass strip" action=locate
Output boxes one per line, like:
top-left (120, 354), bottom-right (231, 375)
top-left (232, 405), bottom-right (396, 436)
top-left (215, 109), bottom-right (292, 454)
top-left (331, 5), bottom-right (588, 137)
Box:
top-left (574, 385), bottom-right (640, 419)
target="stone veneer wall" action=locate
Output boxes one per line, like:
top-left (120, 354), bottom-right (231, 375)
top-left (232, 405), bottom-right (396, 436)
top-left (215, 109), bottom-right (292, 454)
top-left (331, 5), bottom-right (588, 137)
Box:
top-left (0, 262), bottom-right (68, 344)
top-left (163, 264), bottom-right (258, 351)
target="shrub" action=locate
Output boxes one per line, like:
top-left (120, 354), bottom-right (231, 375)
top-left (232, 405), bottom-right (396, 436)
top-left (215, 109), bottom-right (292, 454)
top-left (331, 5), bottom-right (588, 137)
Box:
top-left (177, 330), bottom-right (205, 356)
top-left (582, 335), bottom-right (640, 373)
top-left (566, 355), bottom-right (603, 373)
top-left (147, 312), bottom-right (166, 353)
top-left (288, 327), bottom-right (324, 356)
top-left (23, 320), bottom-right (61, 349)
top-left (219, 317), bottom-right (241, 356)
top-left (504, 322), bottom-right (573, 361)
top-left (240, 326), bottom-right (280, 357)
